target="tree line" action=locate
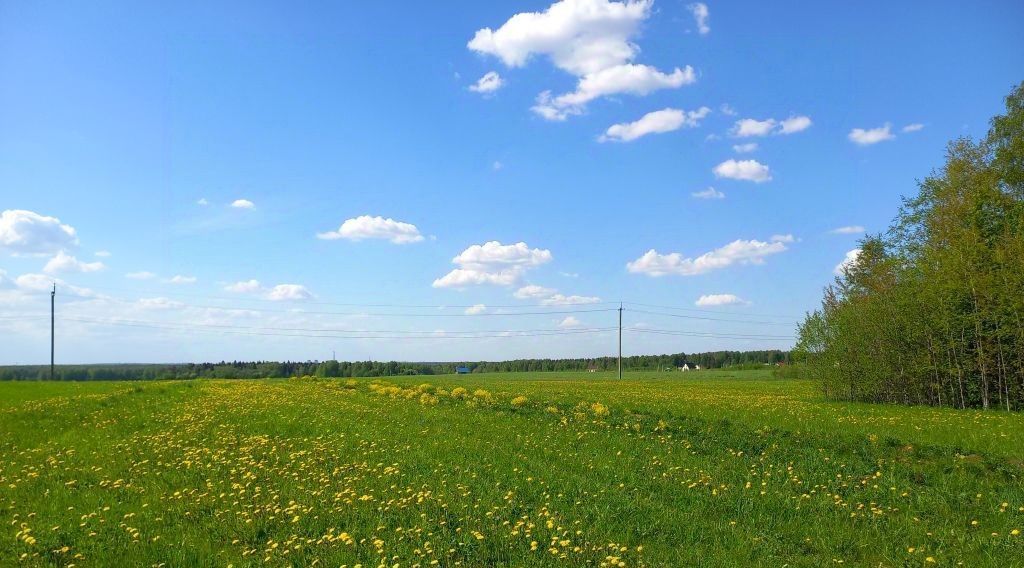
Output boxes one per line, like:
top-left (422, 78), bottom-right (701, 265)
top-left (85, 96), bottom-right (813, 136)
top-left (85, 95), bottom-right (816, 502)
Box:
top-left (796, 83), bottom-right (1024, 410)
top-left (0, 350), bottom-right (789, 381)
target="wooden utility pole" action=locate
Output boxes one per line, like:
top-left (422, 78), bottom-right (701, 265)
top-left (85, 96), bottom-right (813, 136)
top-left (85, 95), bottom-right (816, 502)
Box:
top-left (617, 303), bottom-right (622, 380)
top-left (50, 283), bottom-right (55, 380)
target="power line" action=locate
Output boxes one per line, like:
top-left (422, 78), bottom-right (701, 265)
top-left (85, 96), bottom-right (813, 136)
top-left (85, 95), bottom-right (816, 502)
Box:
top-left (622, 300), bottom-right (802, 320)
top-left (626, 308), bottom-right (798, 326)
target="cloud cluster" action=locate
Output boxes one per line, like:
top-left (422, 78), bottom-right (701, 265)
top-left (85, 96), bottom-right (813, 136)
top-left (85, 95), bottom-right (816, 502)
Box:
top-left (433, 241), bottom-right (552, 288)
top-left (468, 0), bottom-right (695, 120)
top-left (627, 235), bottom-right (791, 277)
top-left (731, 115), bottom-right (812, 137)
top-left (688, 3), bottom-right (710, 35)
top-left (225, 279), bottom-right (315, 301)
top-left (318, 215), bottom-right (424, 244)
top-left (599, 107), bottom-right (710, 142)
top-left (0, 210), bottom-right (78, 256)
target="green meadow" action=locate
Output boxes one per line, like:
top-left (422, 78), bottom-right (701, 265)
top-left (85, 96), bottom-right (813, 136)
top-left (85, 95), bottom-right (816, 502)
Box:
top-left (1, 370), bottom-right (1022, 567)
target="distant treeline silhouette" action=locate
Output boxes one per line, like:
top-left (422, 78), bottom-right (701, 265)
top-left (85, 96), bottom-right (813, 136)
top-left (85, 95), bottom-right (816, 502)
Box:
top-left (0, 350), bottom-right (789, 381)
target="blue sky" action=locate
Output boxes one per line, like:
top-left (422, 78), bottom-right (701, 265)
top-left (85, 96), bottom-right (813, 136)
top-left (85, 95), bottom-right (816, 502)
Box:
top-left (2, 0), bottom-right (1022, 364)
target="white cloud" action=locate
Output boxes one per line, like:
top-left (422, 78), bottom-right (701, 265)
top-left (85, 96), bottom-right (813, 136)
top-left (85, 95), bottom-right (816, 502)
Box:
top-left (902, 123), bottom-right (925, 133)
top-left (126, 271), bottom-right (156, 280)
top-left (434, 241), bottom-right (552, 289)
top-left (695, 294), bottom-right (748, 307)
top-left (732, 142), bottom-right (758, 153)
top-left (230, 199), bottom-right (255, 209)
top-left (265, 284), bottom-right (314, 301)
top-left (95, 250), bottom-right (112, 258)
top-left (732, 115), bottom-right (811, 137)
top-left (469, 71), bottom-right (504, 93)
top-left (468, 0), bottom-right (652, 76)
top-left (558, 315), bottom-right (581, 328)
top-left (770, 234), bottom-right (796, 243)
top-left (197, 198), bottom-right (209, 206)
top-left (688, 2), bottom-right (709, 35)
top-left (492, 161), bottom-right (504, 170)
top-left (533, 64), bottom-right (696, 120)
top-left (719, 103), bottom-right (737, 116)
top-left (0, 210), bottom-right (78, 256)
top-left (166, 275), bottom-right (197, 285)
top-left (541, 293), bottom-right (600, 305)
top-left (732, 118), bottom-right (776, 137)
top-left (848, 123), bottom-right (895, 145)
top-left (43, 251), bottom-right (105, 274)
top-left (830, 225), bottom-right (865, 235)
top-left (779, 115), bottom-right (813, 134)
top-left (225, 279), bottom-right (262, 293)
top-left (15, 273), bottom-right (96, 297)
top-left (514, 284), bottom-right (557, 299)
top-left (713, 159), bottom-right (772, 183)
top-left (317, 215), bottom-right (424, 244)
top-left (692, 187), bottom-right (725, 199)
top-left (137, 297), bottom-right (185, 310)
top-left (469, 0), bottom-right (694, 120)
top-left (835, 248), bottom-right (862, 275)
top-left (627, 237), bottom-right (790, 277)
top-left (599, 106), bottom-right (710, 142)
top-left (464, 304), bottom-right (487, 315)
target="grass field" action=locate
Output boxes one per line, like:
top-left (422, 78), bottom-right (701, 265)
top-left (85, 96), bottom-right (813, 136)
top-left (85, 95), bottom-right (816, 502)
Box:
top-left (1, 370), bottom-right (1022, 567)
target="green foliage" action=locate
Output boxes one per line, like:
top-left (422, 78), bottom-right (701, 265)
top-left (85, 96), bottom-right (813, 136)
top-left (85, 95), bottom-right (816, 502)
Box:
top-left (798, 82), bottom-right (1024, 410)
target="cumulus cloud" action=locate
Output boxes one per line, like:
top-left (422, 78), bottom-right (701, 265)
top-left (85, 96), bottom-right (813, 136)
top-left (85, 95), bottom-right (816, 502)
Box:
top-left (165, 275), bottom-right (197, 285)
top-left (692, 187), bottom-right (725, 199)
top-left (514, 284), bottom-right (558, 299)
top-left (533, 64), bottom-right (696, 120)
top-left (848, 123), bottom-right (895, 145)
top-left (196, 198), bottom-right (209, 206)
top-left (732, 142), bottom-right (758, 153)
top-left (902, 123), bottom-right (925, 133)
top-left (317, 215), bottom-right (424, 244)
top-left (43, 251), bottom-right (105, 274)
top-left (835, 249), bottom-right (862, 275)
top-left (464, 304), bottom-right (487, 315)
top-left (126, 271), bottom-right (156, 280)
top-left (830, 225), bottom-right (865, 235)
top-left (265, 284), bottom-right (314, 301)
top-left (731, 115), bottom-right (812, 137)
top-left (468, 0), bottom-right (695, 120)
top-left (695, 294), bottom-right (748, 307)
top-left (688, 3), bottom-right (709, 35)
top-left (433, 241), bottom-right (552, 288)
top-left (231, 199), bottom-right (255, 209)
top-left (541, 293), bottom-right (601, 305)
top-left (0, 210), bottom-right (78, 256)
top-left (713, 159), bottom-right (772, 183)
top-left (599, 107), bottom-right (710, 142)
top-left (469, 71), bottom-right (504, 93)
top-left (627, 236), bottom-right (790, 277)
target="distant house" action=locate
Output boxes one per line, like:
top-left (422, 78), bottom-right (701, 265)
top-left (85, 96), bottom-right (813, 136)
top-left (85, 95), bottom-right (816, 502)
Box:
top-left (587, 364), bottom-right (598, 373)
top-left (455, 366), bottom-right (470, 374)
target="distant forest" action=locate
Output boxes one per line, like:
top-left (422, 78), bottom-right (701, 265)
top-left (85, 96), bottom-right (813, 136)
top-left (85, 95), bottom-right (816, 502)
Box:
top-left (0, 350), bottom-right (789, 381)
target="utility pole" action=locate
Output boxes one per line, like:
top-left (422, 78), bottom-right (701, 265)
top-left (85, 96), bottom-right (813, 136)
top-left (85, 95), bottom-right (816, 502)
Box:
top-left (50, 283), bottom-right (55, 381)
top-left (617, 302), bottom-right (622, 380)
